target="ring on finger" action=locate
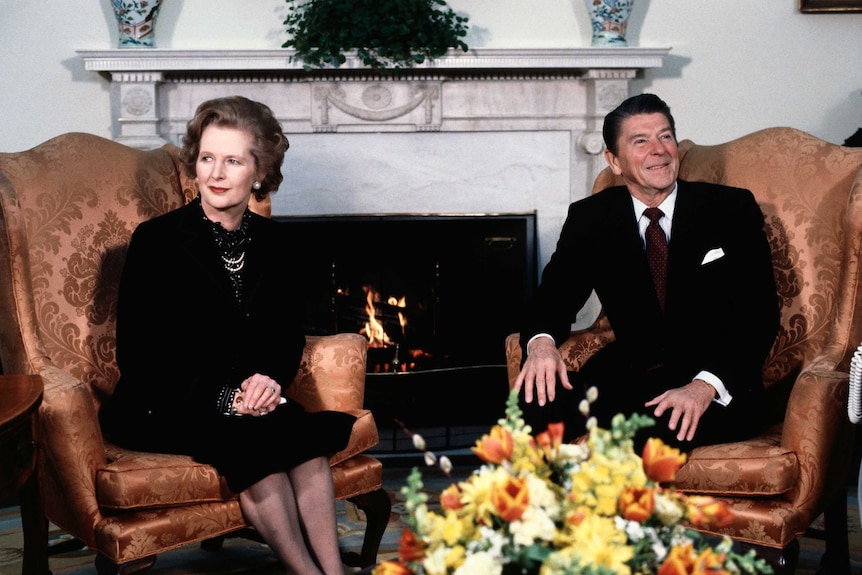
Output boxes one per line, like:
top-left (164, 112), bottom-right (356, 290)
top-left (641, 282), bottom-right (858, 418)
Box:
top-left (268, 386), bottom-right (276, 394)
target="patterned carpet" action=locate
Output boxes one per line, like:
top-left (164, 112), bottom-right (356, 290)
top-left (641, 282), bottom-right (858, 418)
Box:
top-left (0, 452), bottom-right (860, 575)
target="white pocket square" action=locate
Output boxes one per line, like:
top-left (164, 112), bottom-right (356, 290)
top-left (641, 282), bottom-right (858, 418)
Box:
top-left (701, 247), bottom-right (725, 265)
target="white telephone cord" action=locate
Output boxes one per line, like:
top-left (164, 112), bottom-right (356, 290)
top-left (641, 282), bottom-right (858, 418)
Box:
top-left (848, 343), bottom-right (862, 424)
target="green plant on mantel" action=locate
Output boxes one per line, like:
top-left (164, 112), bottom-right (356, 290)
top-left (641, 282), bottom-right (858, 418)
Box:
top-left (282, 0), bottom-right (469, 71)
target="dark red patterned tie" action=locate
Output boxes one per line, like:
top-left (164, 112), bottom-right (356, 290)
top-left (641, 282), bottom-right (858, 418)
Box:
top-left (644, 207), bottom-right (667, 311)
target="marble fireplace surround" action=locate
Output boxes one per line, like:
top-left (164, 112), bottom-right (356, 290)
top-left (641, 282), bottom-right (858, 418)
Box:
top-left (79, 47), bottom-right (669, 326)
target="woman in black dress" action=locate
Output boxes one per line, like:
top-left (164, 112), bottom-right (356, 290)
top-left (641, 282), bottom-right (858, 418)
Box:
top-left (105, 96), bottom-right (356, 575)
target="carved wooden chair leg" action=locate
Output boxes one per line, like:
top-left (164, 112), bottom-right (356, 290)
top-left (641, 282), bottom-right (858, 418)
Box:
top-left (21, 475), bottom-right (50, 574)
top-left (200, 535), bottom-right (226, 552)
top-left (48, 537), bottom-right (87, 555)
top-left (822, 492), bottom-right (851, 575)
top-left (741, 540), bottom-right (799, 575)
top-left (94, 553), bottom-right (157, 575)
top-left (343, 488), bottom-right (392, 568)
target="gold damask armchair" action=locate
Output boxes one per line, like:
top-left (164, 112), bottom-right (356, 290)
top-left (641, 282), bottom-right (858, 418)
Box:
top-left (0, 133), bottom-right (390, 574)
top-left (506, 127), bottom-right (862, 573)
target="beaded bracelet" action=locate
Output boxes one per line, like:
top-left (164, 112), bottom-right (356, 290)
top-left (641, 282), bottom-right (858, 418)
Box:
top-left (216, 385), bottom-right (239, 416)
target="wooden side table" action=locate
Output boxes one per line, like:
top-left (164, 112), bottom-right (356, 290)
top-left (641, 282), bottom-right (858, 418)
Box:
top-left (0, 374), bottom-right (47, 575)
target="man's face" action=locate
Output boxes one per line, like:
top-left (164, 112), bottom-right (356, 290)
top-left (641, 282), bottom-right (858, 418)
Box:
top-left (604, 112), bottom-right (679, 203)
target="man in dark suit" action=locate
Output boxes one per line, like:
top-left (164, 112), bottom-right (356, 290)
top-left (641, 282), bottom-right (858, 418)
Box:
top-left (515, 94), bottom-right (779, 449)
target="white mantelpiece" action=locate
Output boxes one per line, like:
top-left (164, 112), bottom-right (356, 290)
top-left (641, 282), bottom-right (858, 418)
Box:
top-left (79, 47), bottom-right (669, 323)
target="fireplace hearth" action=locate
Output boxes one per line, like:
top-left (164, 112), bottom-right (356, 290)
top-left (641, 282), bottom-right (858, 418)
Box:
top-left (278, 213), bottom-right (537, 449)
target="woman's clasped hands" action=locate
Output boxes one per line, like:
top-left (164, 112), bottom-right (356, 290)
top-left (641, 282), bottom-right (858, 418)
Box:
top-left (233, 373), bottom-right (283, 416)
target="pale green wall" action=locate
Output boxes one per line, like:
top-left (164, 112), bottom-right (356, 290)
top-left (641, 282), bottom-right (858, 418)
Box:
top-left (0, 1), bottom-right (860, 151)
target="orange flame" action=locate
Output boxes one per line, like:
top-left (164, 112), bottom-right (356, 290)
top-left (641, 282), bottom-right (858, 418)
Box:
top-left (359, 285), bottom-right (407, 348)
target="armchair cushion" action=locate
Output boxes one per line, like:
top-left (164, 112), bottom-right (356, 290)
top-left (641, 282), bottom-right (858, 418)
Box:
top-left (672, 425), bottom-right (798, 497)
top-left (98, 407), bottom-right (377, 511)
top-left (98, 448), bottom-right (229, 511)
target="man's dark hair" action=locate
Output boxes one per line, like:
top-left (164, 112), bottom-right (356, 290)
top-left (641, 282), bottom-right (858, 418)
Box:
top-left (603, 93), bottom-right (677, 155)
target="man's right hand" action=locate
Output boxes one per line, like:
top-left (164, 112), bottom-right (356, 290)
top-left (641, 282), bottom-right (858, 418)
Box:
top-left (513, 336), bottom-right (572, 406)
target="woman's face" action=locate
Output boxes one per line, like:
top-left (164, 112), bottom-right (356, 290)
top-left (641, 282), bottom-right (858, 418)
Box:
top-left (196, 125), bottom-right (260, 229)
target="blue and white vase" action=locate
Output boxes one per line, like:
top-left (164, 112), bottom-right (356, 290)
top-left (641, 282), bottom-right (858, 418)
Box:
top-left (586, 0), bottom-right (633, 47)
top-left (111, 0), bottom-right (163, 48)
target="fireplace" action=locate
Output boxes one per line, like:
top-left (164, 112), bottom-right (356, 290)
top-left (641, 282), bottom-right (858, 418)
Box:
top-left (78, 47), bottom-right (671, 449)
top-left (278, 213), bottom-right (537, 450)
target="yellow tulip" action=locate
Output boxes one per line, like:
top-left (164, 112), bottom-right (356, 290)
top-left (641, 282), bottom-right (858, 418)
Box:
top-left (642, 438), bottom-right (687, 483)
top-left (619, 485), bottom-right (655, 522)
top-left (472, 425), bottom-right (514, 464)
top-left (491, 475), bottom-right (529, 521)
top-left (440, 484), bottom-right (464, 511)
top-left (685, 496), bottom-right (734, 528)
top-left (375, 560), bottom-right (416, 575)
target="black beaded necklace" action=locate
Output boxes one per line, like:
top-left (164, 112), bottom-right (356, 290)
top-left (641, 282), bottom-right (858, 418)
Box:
top-left (197, 197), bottom-right (252, 303)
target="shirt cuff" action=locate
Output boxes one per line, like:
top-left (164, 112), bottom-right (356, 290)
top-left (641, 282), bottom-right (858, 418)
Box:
top-left (526, 333), bottom-right (555, 355)
top-left (694, 370), bottom-right (733, 406)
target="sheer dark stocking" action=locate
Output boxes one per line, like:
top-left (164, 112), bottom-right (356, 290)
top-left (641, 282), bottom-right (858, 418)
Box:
top-left (239, 456), bottom-right (343, 575)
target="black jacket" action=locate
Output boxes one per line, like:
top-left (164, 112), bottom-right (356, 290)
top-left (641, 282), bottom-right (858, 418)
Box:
top-left (521, 180), bottom-right (779, 404)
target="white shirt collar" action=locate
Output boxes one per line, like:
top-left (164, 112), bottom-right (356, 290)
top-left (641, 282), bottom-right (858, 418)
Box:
top-left (632, 183), bottom-right (678, 240)
top-left (632, 183), bottom-right (678, 220)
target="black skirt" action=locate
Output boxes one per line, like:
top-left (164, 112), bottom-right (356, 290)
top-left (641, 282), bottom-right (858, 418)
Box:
top-left (189, 400), bottom-right (356, 493)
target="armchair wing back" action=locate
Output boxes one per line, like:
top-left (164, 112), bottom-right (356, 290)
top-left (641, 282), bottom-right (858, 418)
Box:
top-left (0, 132), bottom-right (388, 574)
top-left (506, 127), bottom-right (862, 573)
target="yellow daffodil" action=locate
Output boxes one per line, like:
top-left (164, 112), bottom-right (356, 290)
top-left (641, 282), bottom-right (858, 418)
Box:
top-left (383, 392), bottom-right (770, 575)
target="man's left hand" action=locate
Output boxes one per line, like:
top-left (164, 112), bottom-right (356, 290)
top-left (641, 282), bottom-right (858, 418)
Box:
top-left (645, 379), bottom-right (715, 442)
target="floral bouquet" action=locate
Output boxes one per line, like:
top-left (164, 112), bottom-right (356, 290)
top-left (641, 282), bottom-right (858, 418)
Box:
top-left (375, 390), bottom-right (772, 575)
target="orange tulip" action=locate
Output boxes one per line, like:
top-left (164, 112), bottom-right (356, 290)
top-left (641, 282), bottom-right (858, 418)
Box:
top-left (685, 496), bottom-right (734, 528)
top-left (619, 485), bottom-right (655, 522)
top-left (491, 475), bottom-right (529, 522)
top-left (658, 543), bottom-right (695, 575)
top-left (472, 425), bottom-right (514, 464)
top-left (441, 484), bottom-right (464, 511)
top-left (398, 529), bottom-right (426, 562)
top-left (375, 561), bottom-right (416, 575)
top-left (565, 506), bottom-right (587, 526)
top-left (642, 438), bottom-right (687, 483)
top-left (694, 547), bottom-right (729, 574)
top-left (535, 422), bottom-right (565, 455)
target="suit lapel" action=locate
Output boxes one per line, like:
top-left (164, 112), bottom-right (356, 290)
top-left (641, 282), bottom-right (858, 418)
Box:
top-left (665, 181), bottom-right (713, 312)
top-left (594, 188), bottom-right (660, 312)
top-left (601, 187), bottom-right (645, 264)
top-left (667, 181), bottom-right (708, 267)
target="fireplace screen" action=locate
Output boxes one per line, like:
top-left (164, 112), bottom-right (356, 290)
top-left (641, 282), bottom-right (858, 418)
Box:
top-left (280, 214), bottom-right (536, 369)
top-left (277, 213), bottom-right (537, 448)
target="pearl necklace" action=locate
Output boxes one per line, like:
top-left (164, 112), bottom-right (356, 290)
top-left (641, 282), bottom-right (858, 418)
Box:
top-left (197, 197), bottom-right (251, 302)
top-left (221, 251), bottom-right (246, 273)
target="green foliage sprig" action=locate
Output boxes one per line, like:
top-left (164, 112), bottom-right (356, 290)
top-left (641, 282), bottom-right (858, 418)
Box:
top-left (282, 0), bottom-right (469, 71)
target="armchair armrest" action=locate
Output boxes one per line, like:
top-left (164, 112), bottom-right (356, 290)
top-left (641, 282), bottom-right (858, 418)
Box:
top-left (780, 365), bottom-right (853, 516)
top-left (37, 365), bottom-right (108, 543)
top-left (287, 333), bottom-right (369, 413)
top-left (505, 315), bottom-right (616, 389)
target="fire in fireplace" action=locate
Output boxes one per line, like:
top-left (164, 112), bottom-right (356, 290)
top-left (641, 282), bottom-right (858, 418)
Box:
top-left (277, 213), bottom-right (537, 449)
